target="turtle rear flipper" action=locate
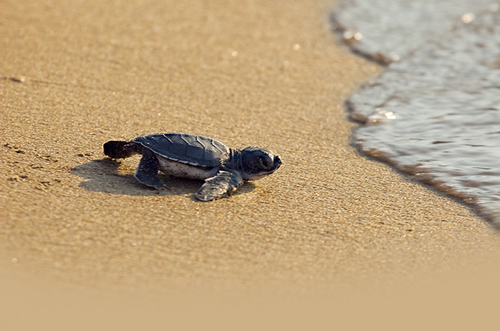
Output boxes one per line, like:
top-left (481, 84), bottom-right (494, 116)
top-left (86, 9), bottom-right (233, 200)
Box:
top-left (134, 148), bottom-right (164, 189)
top-left (103, 140), bottom-right (136, 159)
top-left (196, 170), bottom-right (243, 201)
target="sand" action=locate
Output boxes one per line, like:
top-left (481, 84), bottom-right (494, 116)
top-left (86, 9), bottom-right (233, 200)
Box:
top-left (2, 0), bottom-right (500, 326)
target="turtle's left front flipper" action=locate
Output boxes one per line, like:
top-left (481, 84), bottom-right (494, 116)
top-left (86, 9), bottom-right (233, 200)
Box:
top-left (196, 170), bottom-right (243, 201)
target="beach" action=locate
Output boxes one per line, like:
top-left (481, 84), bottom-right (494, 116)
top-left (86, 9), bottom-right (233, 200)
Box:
top-left (2, 0), bottom-right (500, 327)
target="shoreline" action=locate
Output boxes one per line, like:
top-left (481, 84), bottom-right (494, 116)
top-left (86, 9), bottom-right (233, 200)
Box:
top-left (333, 1), bottom-right (500, 227)
top-left (2, 0), bottom-right (500, 305)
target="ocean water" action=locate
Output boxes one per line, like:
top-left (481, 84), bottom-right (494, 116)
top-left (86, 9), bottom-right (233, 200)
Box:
top-left (331, 1), bottom-right (500, 226)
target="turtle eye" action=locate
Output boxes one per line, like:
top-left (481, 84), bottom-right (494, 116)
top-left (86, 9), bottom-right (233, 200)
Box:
top-left (258, 155), bottom-right (273, 169)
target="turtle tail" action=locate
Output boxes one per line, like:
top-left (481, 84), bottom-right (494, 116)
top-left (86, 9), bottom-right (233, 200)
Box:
top-left (103, 140), bottom-right (136, 159)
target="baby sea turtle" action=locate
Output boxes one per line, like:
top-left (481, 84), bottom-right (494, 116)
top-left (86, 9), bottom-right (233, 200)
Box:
top-left (103, 133), bottom-right (282, 201)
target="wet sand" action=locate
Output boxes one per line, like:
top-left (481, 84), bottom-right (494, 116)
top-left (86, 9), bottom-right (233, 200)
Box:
top-left (2, 0), bottom-right (500, 325)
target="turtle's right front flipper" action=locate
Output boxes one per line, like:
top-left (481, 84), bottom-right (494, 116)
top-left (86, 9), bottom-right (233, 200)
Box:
top-left (196, 170), bottom-right (243, 201)
top-left (135, 148), bottom-right (164, 189)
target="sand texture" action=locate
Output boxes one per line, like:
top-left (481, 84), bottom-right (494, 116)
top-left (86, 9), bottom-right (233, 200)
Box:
top-left (2, 0), bottom-right (500, 309)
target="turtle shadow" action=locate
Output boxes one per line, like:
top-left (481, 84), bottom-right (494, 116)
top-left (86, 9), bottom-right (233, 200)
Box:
top-left (71, 158), bottom-right (256, 199)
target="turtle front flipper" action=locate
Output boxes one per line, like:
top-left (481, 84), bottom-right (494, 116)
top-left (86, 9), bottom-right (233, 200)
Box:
top-left (135, 148), bottom-right (164, 189)
top-left (196, 170), bottom-right (243, 201)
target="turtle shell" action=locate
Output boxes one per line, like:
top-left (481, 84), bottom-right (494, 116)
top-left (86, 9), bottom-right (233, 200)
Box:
top-left (134, 133), bottom-right (230, 168)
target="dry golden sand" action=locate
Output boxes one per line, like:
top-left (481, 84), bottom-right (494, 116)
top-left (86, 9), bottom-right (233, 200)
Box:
top-left (2, 0), bottom-right (500, 327)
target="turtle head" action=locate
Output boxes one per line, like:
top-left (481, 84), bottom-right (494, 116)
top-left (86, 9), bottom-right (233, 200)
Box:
top-left (239, 147), bottom-right (282, 181)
